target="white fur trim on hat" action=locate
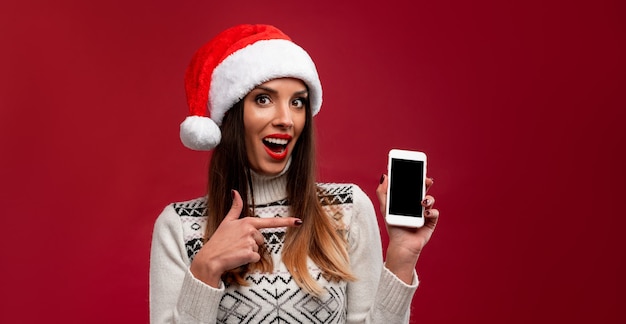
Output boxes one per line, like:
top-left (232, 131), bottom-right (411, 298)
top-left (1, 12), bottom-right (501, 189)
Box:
top-left (209, 39), bottom-right (323, 126)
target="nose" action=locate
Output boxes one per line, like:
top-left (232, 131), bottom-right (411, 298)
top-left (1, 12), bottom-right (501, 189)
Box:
top-left (273, 101), bottom-right (294, 128)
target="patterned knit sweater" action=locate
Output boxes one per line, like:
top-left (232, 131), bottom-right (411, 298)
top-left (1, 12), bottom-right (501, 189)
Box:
top-left (150, 171), bottom-right (418, 323)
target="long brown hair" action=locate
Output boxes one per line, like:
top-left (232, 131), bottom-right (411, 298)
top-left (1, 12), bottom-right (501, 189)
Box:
top-left (205, 95), bottom-right (355, 295)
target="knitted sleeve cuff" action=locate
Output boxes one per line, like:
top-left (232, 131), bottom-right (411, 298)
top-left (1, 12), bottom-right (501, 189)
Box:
top-left (375, 265), bottom-right (419, 315)
top-left (176, 269), bottom-right (224, 322)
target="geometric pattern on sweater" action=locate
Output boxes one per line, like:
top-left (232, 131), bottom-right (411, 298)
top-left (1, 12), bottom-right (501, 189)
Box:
top-left (173, 183), bottom-right (356, 324)
top-left (172, 197), bottom-right (208, 260)
top-left (317, 184), bottom-right (353, 207)
top-left (217, 271), bottom-right (347, 324)
top-left (173, 183), bottom-right (354, 262)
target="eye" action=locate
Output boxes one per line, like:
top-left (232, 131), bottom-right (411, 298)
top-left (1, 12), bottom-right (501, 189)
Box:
top-left (255, 94), bottom-right (271, 105)
top-left (292, 97), bottom-right (307, 109)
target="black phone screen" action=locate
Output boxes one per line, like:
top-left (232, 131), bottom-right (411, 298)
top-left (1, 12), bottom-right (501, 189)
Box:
top-left (389, 158), bottom-right (424, 217)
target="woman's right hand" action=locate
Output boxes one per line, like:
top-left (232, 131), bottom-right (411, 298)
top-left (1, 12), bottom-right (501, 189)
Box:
top-left (190, 190), bottom-right (302, 288)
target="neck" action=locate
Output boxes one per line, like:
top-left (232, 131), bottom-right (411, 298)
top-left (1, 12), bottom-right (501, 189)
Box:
top-left (248, 159), bottom-right (290, 205)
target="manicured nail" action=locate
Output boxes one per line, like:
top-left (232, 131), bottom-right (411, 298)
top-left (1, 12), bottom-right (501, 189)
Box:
top-left (422, 199), bottom-right (430, 206)
top-left (295, 219), bottom-right (303, 226)
top-left (424, 210), bottom-right (431, 216)
top-left (379, 174), bottom-right (385, 184)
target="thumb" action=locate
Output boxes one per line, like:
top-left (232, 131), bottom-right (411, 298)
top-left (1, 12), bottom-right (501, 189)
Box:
top-left (375, 174), bottom-right (388, 216)
top-left (223, 189), bottom-right (244, 221)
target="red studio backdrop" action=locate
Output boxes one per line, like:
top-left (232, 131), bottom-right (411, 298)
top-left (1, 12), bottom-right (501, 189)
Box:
top-left (1, 0), bottom-right (624, 323)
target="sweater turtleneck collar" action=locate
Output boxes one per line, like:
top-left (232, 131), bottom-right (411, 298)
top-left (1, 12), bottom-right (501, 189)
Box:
top-left (248, 158), bottom-right (290, 205)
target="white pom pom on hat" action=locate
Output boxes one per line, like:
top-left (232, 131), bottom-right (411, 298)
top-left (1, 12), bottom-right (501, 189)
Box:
top-left (180, 24), bottom-right (323, 151)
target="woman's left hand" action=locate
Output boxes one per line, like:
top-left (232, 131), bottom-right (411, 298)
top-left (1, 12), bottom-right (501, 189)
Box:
top-left (376, 175), bottom-right (439, 283)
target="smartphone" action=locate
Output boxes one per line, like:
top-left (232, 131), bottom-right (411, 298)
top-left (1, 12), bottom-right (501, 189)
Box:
top-left (385, 149), bottom-right (427, 228)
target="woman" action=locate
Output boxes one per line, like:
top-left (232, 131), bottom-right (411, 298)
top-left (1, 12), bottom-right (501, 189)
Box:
top-left (150, 24), bottom-right (439, 323)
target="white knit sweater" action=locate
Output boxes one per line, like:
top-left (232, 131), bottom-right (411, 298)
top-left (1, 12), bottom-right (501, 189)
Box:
top-left (150, 171), bottom-right (418, 323)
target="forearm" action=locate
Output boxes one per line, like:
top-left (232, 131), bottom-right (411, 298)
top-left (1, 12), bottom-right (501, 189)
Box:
top-left (347, 185), bottom-right (418, 323)
top-left (150, 205), bottom-right (224, 323)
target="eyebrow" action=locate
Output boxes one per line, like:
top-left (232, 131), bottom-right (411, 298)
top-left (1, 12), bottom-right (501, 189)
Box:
top-left (254, 86), bottom-right (308, 96)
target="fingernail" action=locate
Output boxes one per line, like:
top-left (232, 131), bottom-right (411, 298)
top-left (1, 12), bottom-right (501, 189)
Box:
top-left (231, 189), bottom-right (235, 199)
top-left (422, 198), bottom-right (430, 206)
top-left (379, 174), bottom-right (385, 184)
top-left (295, 219), bottom-right (303, 226)
top-left (424, 210), bottom-right (431, 216)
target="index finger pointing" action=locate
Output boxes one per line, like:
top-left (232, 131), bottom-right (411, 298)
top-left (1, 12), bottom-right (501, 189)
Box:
top-left (249, 217), bottom-right (303, 229)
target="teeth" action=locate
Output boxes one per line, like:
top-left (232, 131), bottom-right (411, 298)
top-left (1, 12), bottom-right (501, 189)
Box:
top-left (264, 138), bottom-right (288, 145)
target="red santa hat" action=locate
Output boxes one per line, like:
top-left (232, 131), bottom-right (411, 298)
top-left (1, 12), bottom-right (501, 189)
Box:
top-left (180, 24), bottom-right (323, 151)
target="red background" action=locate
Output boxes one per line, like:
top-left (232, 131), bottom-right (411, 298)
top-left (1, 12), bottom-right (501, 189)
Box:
top-left (1, 0), bottom-right (624, 323)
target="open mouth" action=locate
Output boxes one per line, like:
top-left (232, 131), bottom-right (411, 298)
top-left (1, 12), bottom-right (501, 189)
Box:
top-left (263, 134), bottom-right (291, 160)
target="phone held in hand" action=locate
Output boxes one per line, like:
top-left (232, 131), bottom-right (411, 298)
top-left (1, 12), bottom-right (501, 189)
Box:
top-left (385, 149), bottom-right (427, 228)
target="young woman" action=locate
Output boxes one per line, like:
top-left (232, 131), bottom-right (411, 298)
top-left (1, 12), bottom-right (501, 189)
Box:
top-left (150, 24), bottom-right (439, 323)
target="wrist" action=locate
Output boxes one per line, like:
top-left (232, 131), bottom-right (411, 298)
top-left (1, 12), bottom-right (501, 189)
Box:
top-left (385, 244), bottom-right (420, 284)
top-left (190, 259), bottom-right (223, 288)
